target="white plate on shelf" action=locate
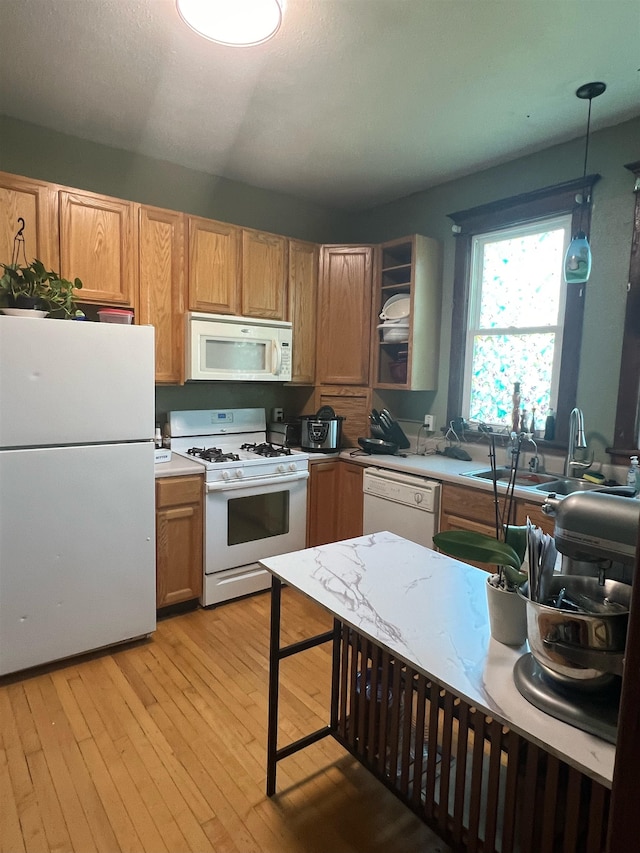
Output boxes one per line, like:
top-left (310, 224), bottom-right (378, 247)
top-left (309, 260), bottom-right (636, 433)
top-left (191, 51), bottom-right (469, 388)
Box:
top-left (1, 308), bottom-right (49, 318)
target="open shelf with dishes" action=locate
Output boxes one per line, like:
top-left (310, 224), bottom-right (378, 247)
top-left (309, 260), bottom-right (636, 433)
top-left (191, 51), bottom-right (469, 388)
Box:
top-left (373, 234), bottom-right (442, 390)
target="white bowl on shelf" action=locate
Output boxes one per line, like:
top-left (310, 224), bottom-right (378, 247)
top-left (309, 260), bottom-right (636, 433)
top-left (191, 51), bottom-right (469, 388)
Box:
top-left (377, 321), bottom-right (409, 343)
top-left (379, 294), bottom-right (410, 321)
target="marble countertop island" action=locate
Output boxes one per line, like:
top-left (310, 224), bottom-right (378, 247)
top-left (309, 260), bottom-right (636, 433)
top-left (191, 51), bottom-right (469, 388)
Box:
top-left (260, 531), bottom-right (616, 788)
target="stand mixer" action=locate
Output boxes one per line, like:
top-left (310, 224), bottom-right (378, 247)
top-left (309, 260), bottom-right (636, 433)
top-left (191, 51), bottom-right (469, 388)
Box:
top-left (514, 491), bottom-right (640, 743)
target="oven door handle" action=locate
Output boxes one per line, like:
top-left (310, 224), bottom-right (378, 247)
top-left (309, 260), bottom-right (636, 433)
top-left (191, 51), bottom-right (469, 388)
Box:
top-left (206, 470), bottom-right (309, 493)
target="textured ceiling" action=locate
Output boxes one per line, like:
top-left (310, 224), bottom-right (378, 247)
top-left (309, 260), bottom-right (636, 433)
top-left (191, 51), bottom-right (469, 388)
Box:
top-left (1, 0), bottom-right (639, 210)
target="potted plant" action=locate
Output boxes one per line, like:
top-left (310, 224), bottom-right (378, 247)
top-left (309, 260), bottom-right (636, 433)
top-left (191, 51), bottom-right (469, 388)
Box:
top-left (0, 258), bottom-right (83, 318)
top-left (433, 432), bottom-right (529, 645)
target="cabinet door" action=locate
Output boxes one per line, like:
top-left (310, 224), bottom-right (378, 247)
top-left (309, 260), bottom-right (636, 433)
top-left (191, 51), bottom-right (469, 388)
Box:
top-left (139, 205), bottom-right (185, 384)
top-left (187, 216), bottom-right (241, 314)
top-left (288, 239), bottom-right (318, 384)
top-left (314, 386), bottom-right (371, 449)
top-left (156, 475), bottom-right (203, 608)
top-left (306, 460), bottom-right (340, 547)
top-left (242, 228), bottom-right (286, 319)
top-left (337, 461), bottom-right (364, 540)
top-left (317, 245), bottom-right (373, 385)
top-left (59, 189), bottom-right (136, 305)
top-left (0, 172), bottom-right (59, 272)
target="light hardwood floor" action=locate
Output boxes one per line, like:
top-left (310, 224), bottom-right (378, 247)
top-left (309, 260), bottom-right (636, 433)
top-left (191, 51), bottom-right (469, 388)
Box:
top-left (1, 588), bottom-right (450, 853)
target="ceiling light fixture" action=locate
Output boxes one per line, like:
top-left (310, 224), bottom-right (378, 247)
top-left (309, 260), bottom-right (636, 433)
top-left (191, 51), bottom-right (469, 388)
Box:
top-left (563, 81), bottom-right (606, 284)
top-left (176, 0), bottom-right (282, 47)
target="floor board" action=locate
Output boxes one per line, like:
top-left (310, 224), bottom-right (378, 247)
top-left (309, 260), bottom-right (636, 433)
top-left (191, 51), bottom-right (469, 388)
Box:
top-left (1, 588), bottom-right (451, 853)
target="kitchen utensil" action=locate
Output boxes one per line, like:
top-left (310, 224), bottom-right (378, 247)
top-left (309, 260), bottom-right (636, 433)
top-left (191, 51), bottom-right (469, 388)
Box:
top-left (521, 575), bottom-right (630, 689)
top-left (379, 294), bottom-right (410, 321)
top-left (300, 407), bottom-right (344, 452)
top-left (377, 321), bottom-right (409, 343)
top-left (379, 409), bottom-right (410, 449)
top-left (369, 412), bottom-right (386, 439)
top-left (358, 437), bottom-right (398, 455)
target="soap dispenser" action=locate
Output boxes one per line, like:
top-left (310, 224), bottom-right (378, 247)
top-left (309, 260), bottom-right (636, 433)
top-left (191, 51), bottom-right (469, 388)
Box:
top-left (627, 456), bottom-right (639, 493)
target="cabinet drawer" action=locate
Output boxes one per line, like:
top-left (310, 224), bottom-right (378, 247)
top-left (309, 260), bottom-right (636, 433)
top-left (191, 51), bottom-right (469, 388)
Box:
top-left (516, 501), bottom-right (555, 537)
top-left (156, 475), bottom-right (202, 508)
top-left (441, 483), bottom-right (497, 527)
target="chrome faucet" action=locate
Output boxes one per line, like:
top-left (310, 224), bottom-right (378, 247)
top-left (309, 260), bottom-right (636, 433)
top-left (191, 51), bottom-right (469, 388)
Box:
top-left (564, 407), bottom-right (592, 477)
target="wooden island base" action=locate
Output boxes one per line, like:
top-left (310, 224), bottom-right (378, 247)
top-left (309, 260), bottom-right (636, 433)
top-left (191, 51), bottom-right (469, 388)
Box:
top-left (264, 538), bottom-right (612, 853)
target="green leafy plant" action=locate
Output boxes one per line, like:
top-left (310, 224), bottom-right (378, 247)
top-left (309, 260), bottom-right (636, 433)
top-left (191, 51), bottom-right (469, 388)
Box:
top-left (433, 526), bottom-right (528, 588)
top-left (433, 433), bottom-right (529, 590)
top-left (0, 259), bottom-right (83, 318)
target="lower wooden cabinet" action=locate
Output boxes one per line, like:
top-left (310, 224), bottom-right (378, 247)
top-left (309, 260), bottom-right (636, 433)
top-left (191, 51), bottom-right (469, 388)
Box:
top-left (439, 483), bottom-right (555, 571)
top-left (156, 474), bottom-right (203, 608)
top-left (307, 460), bottom-right (364, 547)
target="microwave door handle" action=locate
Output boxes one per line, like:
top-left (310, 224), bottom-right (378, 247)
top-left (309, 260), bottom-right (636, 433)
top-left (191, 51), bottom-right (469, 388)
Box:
top-left (273, 339), bottom-right (281, 376)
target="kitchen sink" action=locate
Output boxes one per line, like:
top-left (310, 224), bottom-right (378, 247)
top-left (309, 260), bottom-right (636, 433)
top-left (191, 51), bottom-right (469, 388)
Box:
top-left (533, 478), bottom-right (599, 495)
top-left (465, 467), bottom-right (558, 487)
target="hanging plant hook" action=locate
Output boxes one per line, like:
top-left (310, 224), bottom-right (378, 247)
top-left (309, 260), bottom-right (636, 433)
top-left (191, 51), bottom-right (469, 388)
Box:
top-left (11, 218), bottom-right (28, 269)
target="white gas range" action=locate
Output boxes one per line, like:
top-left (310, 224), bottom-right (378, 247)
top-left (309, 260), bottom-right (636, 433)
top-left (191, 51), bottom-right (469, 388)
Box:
top-left (168, 408), bottom-right (309, 606)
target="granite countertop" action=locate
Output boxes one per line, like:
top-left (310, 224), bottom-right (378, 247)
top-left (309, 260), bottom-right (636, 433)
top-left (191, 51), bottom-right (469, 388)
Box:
top-left (259, 531), bottom-right (615, 788)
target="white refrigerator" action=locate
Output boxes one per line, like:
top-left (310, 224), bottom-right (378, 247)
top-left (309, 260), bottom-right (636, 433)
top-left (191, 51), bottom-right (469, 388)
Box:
top-left (0, 316), bottom-right (157, 676)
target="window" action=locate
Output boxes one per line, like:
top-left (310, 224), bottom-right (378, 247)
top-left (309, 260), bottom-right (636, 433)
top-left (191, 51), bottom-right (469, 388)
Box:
top-left (463, 215), bottom-right (571, 430)
top-left (447, 175), bottom-right (599, 446)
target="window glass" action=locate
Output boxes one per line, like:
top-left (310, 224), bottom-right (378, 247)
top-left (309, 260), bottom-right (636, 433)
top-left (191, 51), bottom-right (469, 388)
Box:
top-left (463, 216), bottom-right (570, 428)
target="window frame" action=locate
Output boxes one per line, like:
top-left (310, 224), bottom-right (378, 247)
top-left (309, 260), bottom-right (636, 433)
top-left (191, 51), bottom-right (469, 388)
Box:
top-left (462, 215), bottom-right (571, 427)
top-left (611, 161), bottom-right (640, 461)
top-left (447, 174), bottom-right (599, 447)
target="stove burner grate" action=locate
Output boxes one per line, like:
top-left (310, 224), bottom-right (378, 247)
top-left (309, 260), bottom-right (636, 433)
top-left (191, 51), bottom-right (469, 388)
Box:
top-left (240, 442), bottom-right (292, 458)
top-left (187, 446), bottom-right (241, 463)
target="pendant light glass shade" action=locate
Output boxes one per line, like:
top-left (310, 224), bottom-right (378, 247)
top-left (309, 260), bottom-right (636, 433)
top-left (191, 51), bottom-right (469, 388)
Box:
top-left (176, 0), bottom-right (282, 46)
top-left (563, 81), bottom-right (605, 285)
top-left (564, 231), bottom-right (591, 284)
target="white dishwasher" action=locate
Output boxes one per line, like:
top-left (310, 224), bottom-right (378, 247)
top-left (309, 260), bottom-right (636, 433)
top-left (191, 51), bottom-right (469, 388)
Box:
top-left (363, 467), bottom-right (441, 548)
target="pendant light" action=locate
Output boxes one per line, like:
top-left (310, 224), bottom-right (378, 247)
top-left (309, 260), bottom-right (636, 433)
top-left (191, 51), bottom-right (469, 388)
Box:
top-left (176, 0), bottom-right (282, 46)
top-left (563, 81), bottom-right (606, 284)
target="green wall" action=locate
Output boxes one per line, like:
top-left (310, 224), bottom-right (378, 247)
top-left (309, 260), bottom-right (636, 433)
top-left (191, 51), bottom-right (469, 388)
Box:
top-left (352, 117), bottom-right (640, 462)
top-left (0, 115), bottom-right (350, 242)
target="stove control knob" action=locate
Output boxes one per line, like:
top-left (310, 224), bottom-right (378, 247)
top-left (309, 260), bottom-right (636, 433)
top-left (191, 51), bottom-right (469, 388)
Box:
top-left (221, 470), bottom-right (230, 481)
top-left (235, 469), bottom-right (244, 479)
top-left (276, 464), bottom-right (285, 473)
top-left (288, 463), bottom-right (297, 472)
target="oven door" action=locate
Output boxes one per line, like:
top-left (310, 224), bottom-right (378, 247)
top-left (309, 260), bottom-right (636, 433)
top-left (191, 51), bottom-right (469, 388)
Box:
top-left (203, 471), bottom-right (308, 603)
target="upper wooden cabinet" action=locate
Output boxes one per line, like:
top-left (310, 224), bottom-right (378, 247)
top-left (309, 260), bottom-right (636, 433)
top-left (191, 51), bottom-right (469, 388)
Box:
top-left (373, 234), bottom-right (442, 390)
top-left (0, 172), bottom-right (59, 272)
top-left (59, 189), bottom-right (136, 305)
top-left (288, 239), bottom-right (319, 384)
top-left (138, 205), bottom-right (185, 385)
top-left (187, 218), bottom-right (287, 321)
top-left (187, 216), bottom-right (241, 314)
top-left (316, 245), bottom-right (374, 386)
top-left (242, 228), bottom-right (286, 320)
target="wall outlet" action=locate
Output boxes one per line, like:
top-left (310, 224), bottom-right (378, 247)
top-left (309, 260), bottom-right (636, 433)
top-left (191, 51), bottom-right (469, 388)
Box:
top-left (423, 414), bottom-right (435, 430)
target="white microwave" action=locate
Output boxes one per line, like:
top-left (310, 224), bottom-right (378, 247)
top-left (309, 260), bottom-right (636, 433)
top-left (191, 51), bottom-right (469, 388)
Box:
top-left (187, 312), bottom-right (293, 382)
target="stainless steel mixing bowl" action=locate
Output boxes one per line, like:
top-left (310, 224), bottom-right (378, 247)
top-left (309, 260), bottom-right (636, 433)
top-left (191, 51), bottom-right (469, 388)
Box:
top-left (521, 575), bottom-right (630, 690)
